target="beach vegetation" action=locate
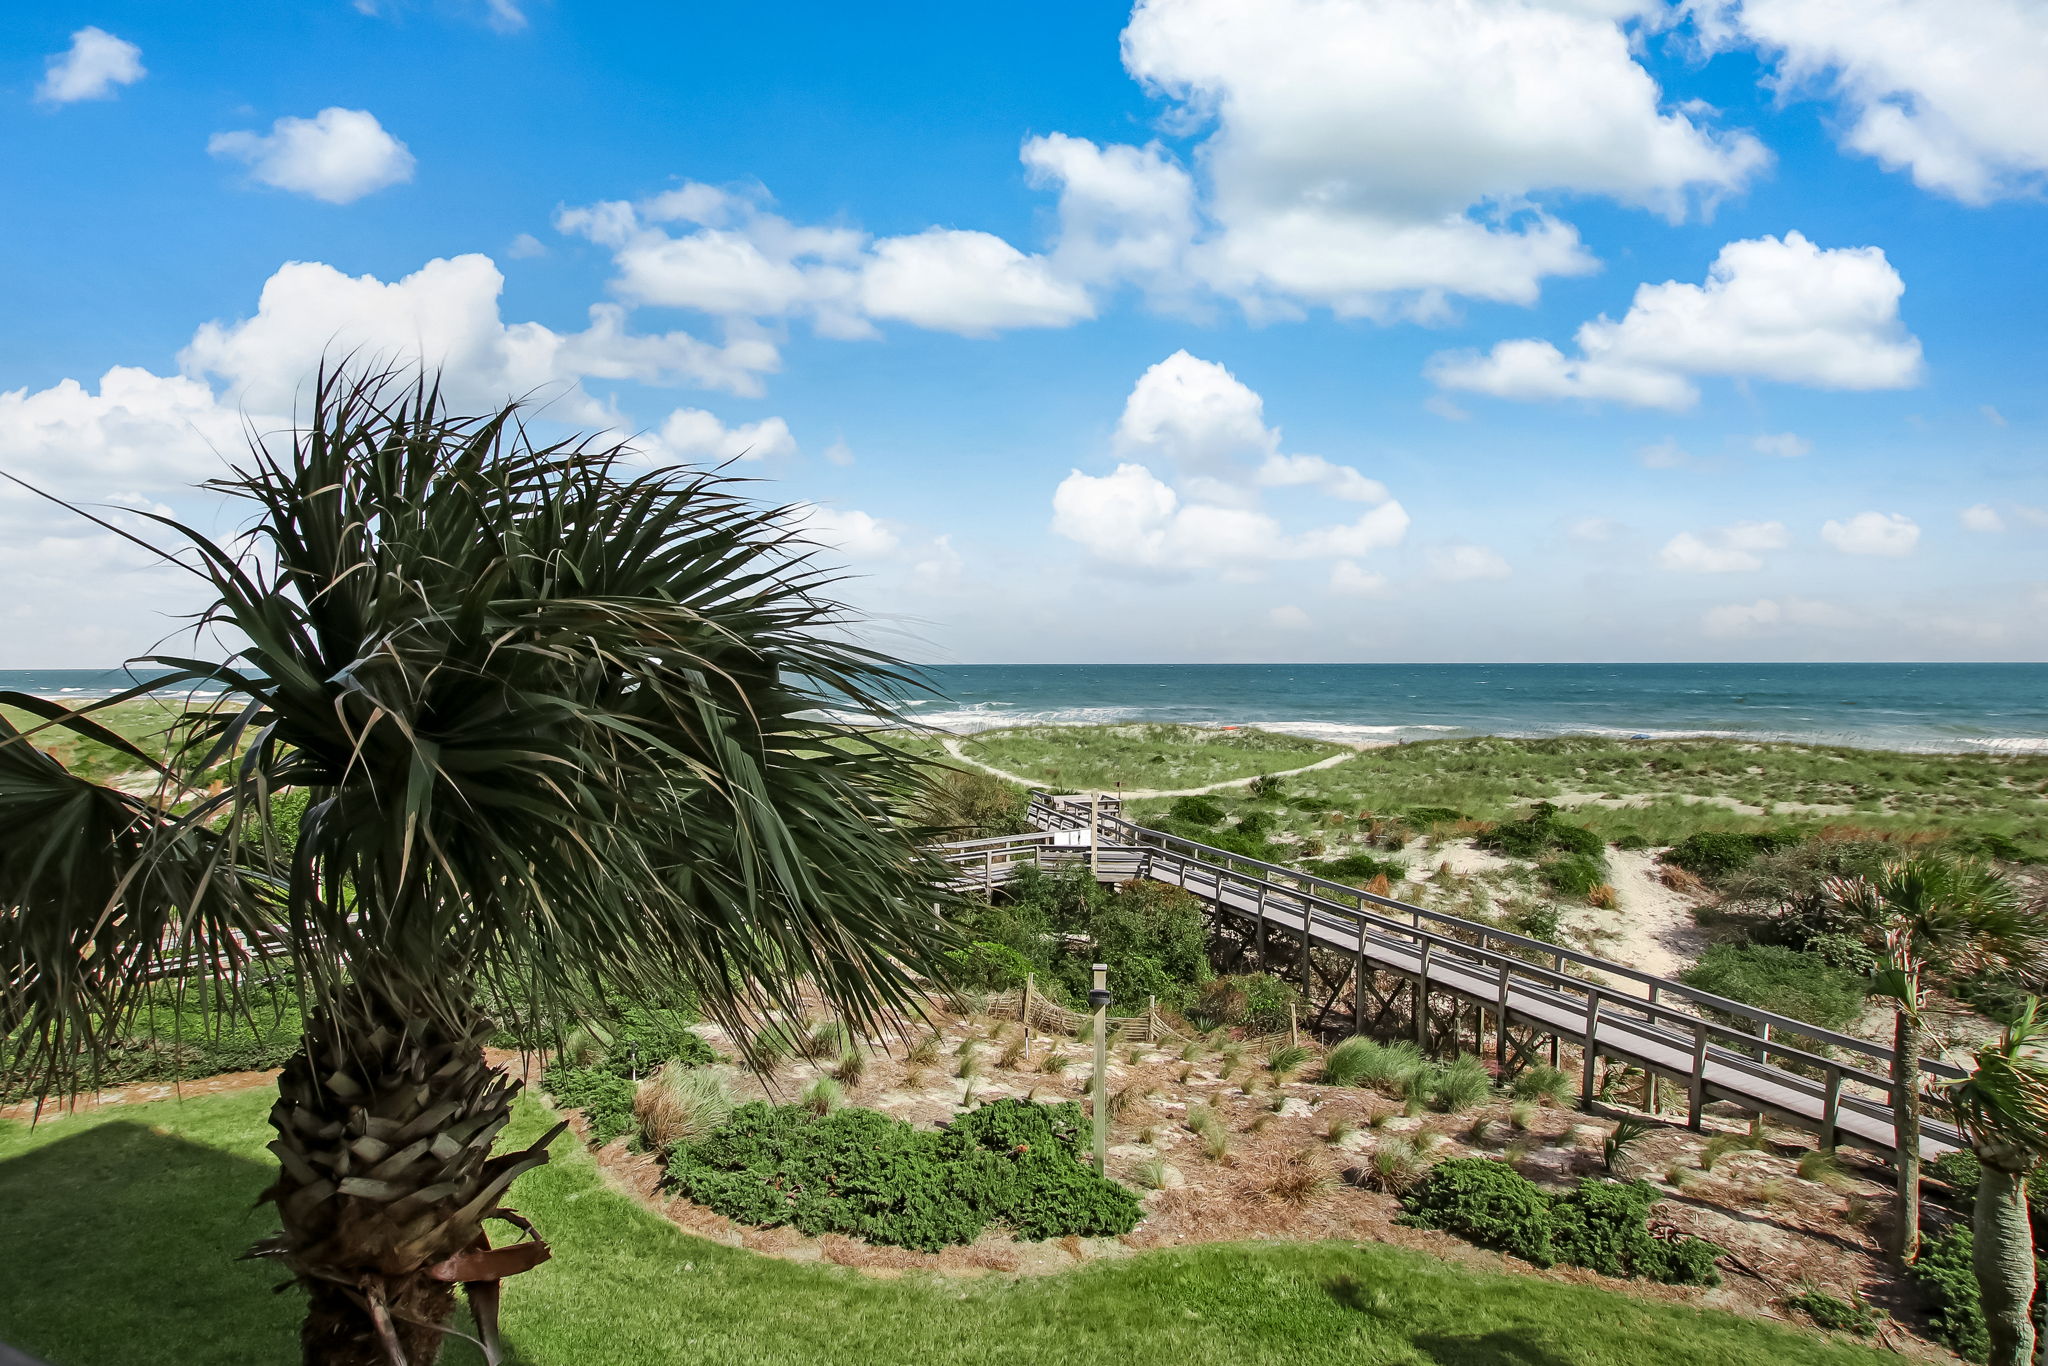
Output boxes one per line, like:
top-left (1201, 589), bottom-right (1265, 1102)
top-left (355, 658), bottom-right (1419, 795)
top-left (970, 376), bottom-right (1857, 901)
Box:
top-left (1677, 944), bottom-right (1870, 1032)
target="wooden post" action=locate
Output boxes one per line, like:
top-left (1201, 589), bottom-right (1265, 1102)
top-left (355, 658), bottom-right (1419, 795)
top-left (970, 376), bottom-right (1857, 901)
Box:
top-left (1148, 995), bottom-right (1158, 1045)
top-left (1581, 993), bottom-right (1602, 1107)
top-left (1254, 883), bottom-right (1268, 963)
top-left (1289, 1001), bottom-right (1299, 1048)
top-left (1495, 968), bottom-right (1512, 1072)
top-left (1415, 943), bottom-right (1433, 1049)
top-left (1687, 1020), bottom-right (1708, 1129)
top-left (1820, 1064), bottom-right (1842, 1152)
top-left (1089, 963), bottom-right (1110, 1176)
top-left (1300, 898), bottom-right (1313, 991)
top-left (1089, 794), bottom-right (1101, 880)
top-left (1352, 925), bottom-right (1367, 1030)
top-left (1022, 974), bottom-right (1035, 1053)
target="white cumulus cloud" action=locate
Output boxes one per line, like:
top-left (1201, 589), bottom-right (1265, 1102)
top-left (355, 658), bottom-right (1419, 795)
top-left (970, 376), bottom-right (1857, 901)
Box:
top-left (557, 182), bottom-right (1089, 339)
top-left (1053, 353), bottom-right (1408, 577)
top-left (1110, 0), bottom-right (1765, 318)
top-left (1706, 0), bottom-right (2048, 203)
top-left (1821, 510), bottom-right (1919, 556)
top-left (1428, 232), bottom-right (1923, 409)
top-left (1657, 520), bottom-right (1789, 573)
top-left (209, 108), bottom-right (416, 204)
top-left (644, 408), bottom-right (796, 464)
top-left (1960, 503), bottom-right (2005, 533)
top-left (1701, 595), bottom-right (1854, 638)
top-left (38, 27), bottom-right (144, 104)
top-left (792, 505), bottom-right (899, 559)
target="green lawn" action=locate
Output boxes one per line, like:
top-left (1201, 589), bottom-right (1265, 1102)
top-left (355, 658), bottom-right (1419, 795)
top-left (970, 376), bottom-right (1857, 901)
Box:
top-left (0, 1088), bottom-right (1897, 1366)
top-left (960, 723), bottom-right (1348, 793)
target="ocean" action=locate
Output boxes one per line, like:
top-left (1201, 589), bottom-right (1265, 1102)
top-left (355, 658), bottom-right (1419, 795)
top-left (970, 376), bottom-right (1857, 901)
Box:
top-left (9, 663), bottom-right (2047, 754)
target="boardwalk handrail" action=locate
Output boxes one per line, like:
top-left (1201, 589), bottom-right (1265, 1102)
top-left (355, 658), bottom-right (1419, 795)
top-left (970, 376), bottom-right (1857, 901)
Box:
top-left (1026, 792), bottom-right (1965, 1089)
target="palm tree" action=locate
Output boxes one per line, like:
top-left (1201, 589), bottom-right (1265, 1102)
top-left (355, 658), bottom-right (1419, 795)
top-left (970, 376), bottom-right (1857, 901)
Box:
top-left (0, 369), bottom-right (957, 1364)
top-left (1825, 856), bottom-right (2048, 1267)
top-left (1938, 997), bottom-right (2048, 1366)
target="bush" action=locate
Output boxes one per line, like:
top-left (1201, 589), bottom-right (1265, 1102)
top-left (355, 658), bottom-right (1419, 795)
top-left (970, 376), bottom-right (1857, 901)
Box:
top-left (1910, 1228), bottom-right (1989, 1362)
top-left (1407, 806), bottom-right (1467, 826)
top-left (1479, 805), bottom-right (1602, 862)
top-left (1785, 1287), bottom-right (1883, 1336)
top-left (1508, 905), bottom-right (1564, 943)
top-left (543, 1064), bottom-right (637, 1145)
top-left (666, 1098), bottom-right (1140, 1251)
top-left (596, 1007), bottom-right (714, 1078)
top-left (1248, 774), bottom-right (1283, 799)
top-left (945, 940), bottom-right (1037, 992)
top-left (1539, 853), bottom-right (1609, 899)
top-left (1168, 794), bottom-right (1226, 825)
top-left (1663, 830), bottom-right (1797, 881)
top-left (1678, 944), bottom-right (1868, 1031)
top-left (1550, 1179), bottom-right (1720, 1286)
top-left (1399, 1158), bottom-right (1555, 1265)
top-left (1191, 972), bottom-right (1302, 1032)
top-left (1401, 1161), bottom-right (1722, 1286)
top-left (1, 977), bottom-right (304, 1101)
top-left (1319, 852), bottom-right (1407, 886)
top-left (1614, 832), bottom-right (1649, 851)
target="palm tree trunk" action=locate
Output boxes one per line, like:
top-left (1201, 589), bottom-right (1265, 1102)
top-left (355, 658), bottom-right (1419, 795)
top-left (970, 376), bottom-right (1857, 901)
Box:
top-left (1974, 1162), bottom-right (2038, 1366)
top-left (1892, 1008), bottom-right (1924, 1266)
top-left (253, 978), bottom-right (560, 1365)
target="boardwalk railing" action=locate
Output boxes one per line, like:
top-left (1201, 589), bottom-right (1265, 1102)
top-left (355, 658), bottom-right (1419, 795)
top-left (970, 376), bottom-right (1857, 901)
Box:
top-left (932, 794), bottom-right (1963, 1162)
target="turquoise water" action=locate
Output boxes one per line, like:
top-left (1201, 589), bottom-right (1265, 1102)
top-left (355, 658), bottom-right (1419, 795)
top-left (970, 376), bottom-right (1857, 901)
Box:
top-left (907, 663), bottom-right (2048, 754)
top-left (10, 663), bottom-right (2047, 753)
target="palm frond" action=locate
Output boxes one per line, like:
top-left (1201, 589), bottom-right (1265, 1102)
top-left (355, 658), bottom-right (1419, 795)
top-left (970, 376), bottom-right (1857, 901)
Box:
top-left (4, 364), bottom-right (960, 1088)
top-left (1939, 996), bottom-right (2048, 1167)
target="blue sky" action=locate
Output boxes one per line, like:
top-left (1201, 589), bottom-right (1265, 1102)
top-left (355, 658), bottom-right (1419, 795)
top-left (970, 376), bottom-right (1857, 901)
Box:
top-left (2, 0), bottom-right (2044, 666)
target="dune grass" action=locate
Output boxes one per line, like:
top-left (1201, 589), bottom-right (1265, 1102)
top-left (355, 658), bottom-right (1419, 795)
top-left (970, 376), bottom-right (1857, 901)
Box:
top-left (0, 1088), bottom-right (1897, 1366)
top-left (0, 698), bottom-right (204, 785)
top-left (959, 723), bottom-right (1347, 792)
top-left (1119, 734), bottom-right (2048, 851)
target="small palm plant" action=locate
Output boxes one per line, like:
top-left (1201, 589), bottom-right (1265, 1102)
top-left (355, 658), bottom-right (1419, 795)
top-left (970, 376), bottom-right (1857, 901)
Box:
top-left (1824, 856), bottom-right (2047, 1265)
top-left (1936, 997), bottom-right (2048, 1366)
top-left (0, 369), bottom-right (956, 1365)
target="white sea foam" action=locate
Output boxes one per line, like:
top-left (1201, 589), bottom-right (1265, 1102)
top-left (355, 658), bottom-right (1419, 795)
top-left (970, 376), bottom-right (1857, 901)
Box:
top-left (1964, 737), bottom-right (2048, 752)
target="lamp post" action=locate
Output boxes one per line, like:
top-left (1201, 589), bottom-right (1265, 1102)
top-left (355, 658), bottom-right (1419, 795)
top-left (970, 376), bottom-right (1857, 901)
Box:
top-left (1088, 962), bottom-right (1111, 1175)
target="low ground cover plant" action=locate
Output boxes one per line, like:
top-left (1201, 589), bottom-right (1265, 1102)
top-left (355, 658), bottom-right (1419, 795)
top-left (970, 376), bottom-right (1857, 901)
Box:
top-left (1677, 943), bottom-right (1870, 1032)
top-left (1478, 804), bottom-right (1603, 861)
top-left (665, 1097), bottom-right (1141, 1250)
top-left (1399, 1158), bottom-right (1722, 1286)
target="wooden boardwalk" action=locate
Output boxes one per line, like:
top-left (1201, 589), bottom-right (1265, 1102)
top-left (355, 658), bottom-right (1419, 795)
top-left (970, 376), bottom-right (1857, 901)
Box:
top-left (935, 796), bottom-right (1963, 1164)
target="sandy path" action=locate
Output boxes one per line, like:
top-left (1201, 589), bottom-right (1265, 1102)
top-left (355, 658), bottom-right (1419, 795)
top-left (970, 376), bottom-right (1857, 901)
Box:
top-left (1564, 848), bottom-right (1707, 987)
top-left (940, 737), bottom-right (1363, 798)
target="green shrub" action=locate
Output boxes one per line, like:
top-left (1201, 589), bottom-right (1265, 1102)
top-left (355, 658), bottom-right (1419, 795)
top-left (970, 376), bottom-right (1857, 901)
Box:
top-left (1479, 805), bottom-right (1602, 862)
top-left (667, 1099), bottom-right (1139, 1252)
top-left (1168, 795), bottom-right (1226, 826)
top-left (1319, 852), bottom-right (1407, 885)
top-left (1, 977), bottom-right (305, 1101)
top-left (543, 1064), bottom-right (638, 1145)
top-left (1401, 1161), bottom-right (1721, 1286)
top-left (1507, 906), bottom-right (1564, 942)
top-left (945, 940), bottom-right (1037, 991)
top-left (597, 1007), bottom-right (713, 1077)
top-left (1248, 774), bottom-right (1283, 799)
top-left (1663, 830), bottom-right (1798, 881)
top-left (1549, 1178), bottom-right (1720, 1286)
top-left (1910, 1228), bottom-right (1989, 1362)
top-left (1539, 853), bottom-right (1608, 899)
top-left (1613, 831), bottom-right (1649, 851)
top-left (1399, 1158), bottom-right (1555, 1265)
top-left (1677, 944), bottom-right (1868, 1031)
top-left (1784, 1287), bottom-right (1883, 1336)
top-left (1407, 806), bottom-right (1466, 826)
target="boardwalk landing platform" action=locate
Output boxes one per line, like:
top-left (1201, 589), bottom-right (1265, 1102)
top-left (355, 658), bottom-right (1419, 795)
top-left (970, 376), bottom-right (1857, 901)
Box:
top-left (936, 794), bottom-right (1962, 1166)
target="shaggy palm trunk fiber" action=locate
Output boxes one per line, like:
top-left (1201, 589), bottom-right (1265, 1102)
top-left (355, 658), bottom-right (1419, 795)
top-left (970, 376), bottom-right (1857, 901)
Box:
top-left (254, 980), bottom-right (562, 1366)
top-left (1892, 1010), bottom-right (1924, 1266)
top-left (1973, 1158), bottom-right (2039, 1366)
